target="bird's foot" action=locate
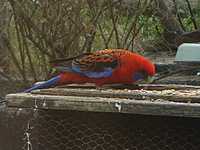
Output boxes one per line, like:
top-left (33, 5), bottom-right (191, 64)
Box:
top-left (95, 86), bottom-right (108, 91)
top-left (95, 83), bottom-right (115, 91)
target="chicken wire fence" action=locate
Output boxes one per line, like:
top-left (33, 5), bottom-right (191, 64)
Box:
top-left (0, 106), bottom-right (200, 150)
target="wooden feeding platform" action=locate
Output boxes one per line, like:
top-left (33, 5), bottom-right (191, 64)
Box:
top-left (4, 62), bottom-right (200, 149)
top-left (4, 54), bottom-right (200, 149)
top-left (6, 84), bottom-right (200, 118)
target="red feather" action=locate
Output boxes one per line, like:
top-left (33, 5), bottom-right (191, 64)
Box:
top-left (25, 49), bottom-right (155, 92)
top-left (58, 49), bottom-right (155, 86)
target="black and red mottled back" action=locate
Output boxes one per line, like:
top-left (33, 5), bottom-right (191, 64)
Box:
top-left (72, 52), bottom-right (118, 72)
top-left (50, 50), bottom-right (121, 74)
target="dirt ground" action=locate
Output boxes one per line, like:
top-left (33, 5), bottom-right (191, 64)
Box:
top-left (0, 81), bottom-right (25, 98)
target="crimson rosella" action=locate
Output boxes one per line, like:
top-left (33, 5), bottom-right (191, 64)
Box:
top-left (24, 49), bottom-right (155, 92)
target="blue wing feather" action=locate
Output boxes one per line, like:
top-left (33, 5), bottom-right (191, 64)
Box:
top-left (84, 68), bottom-right (113, 78)
top-left (72, 65), bottom-right (113, 78)
top-left (54, 64), bottom-right (113, 78)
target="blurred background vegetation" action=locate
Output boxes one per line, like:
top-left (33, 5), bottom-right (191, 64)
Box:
top-left (0, 0), bottom-right (200, 89)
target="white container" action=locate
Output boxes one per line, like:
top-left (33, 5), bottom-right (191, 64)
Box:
top-left (175, 43), bottom-right (200, 63)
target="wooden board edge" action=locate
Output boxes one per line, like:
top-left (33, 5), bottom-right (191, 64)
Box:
top-left (5, 93), bottom-right (200, 118)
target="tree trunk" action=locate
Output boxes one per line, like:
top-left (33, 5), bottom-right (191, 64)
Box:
top-left (0, 0), bottom-right (11, 74)
top-left (153, 0), bottom-right (200, 50)
top-left (153, 0), bottom-right (184, 49)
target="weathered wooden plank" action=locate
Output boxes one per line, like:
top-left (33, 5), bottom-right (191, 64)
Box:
top-left (57, 83), bottom-right (200, 90)
top-left (138, 84), bottom-right (200, 90)
top-left (154, 74), bottom-right (200, 85)
top-left (6, 93), bottom-right (200, 118)
top-left (31, 87), bottom-right (200, 103)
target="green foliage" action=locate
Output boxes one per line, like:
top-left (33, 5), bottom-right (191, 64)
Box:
top-left (4, 0), bottom-right (200, 83)
top-left (138, 16), bottom-right (163, 41)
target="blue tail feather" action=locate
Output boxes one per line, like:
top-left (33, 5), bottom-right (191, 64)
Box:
top-left (24, 75), bottom-right (61, 93)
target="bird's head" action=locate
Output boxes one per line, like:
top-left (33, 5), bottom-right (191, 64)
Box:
top-left (132, 55), bottom-right (156, 83)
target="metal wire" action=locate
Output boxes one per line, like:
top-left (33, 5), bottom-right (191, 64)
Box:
top-left (1, 108), bottom-right (200, 150)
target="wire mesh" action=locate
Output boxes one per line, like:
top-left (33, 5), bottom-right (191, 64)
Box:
top-left (0, 107), bottom-right (200, 150)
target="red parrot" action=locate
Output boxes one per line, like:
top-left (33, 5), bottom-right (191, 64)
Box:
top-left (24, 49), bottom-right (155, 92)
